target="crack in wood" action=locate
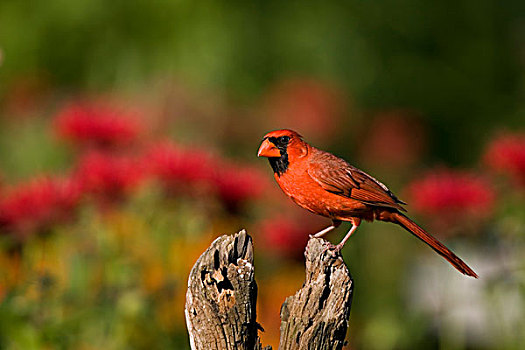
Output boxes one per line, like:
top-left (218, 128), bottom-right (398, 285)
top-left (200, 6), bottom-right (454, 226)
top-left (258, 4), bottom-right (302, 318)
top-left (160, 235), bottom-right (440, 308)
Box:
top-left (185, 230), bottom-right (353, 350)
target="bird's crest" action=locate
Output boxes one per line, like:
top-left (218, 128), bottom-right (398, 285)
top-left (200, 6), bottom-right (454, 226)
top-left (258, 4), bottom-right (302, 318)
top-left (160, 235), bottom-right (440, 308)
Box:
top-left (262, 129), bottom-right (303, 140)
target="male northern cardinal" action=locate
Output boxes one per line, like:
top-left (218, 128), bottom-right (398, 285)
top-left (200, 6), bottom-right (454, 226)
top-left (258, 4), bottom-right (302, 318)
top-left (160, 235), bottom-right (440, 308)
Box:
top-left (257, 129), bottom-right (478, 278)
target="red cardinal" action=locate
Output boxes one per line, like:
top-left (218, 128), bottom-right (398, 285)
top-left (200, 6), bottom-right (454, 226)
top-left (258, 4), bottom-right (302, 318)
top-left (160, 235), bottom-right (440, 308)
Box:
top-left (258, 129), bottom-right (478, 278)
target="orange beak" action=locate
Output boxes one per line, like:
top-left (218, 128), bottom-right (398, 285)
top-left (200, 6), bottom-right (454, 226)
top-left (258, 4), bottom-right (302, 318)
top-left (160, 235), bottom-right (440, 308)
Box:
top-left (257, 139), bottom-right (281, 158)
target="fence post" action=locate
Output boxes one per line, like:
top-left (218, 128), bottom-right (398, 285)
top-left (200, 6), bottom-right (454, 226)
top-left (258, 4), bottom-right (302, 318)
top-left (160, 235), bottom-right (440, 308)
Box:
top-left (185, 230), bottom-right (353, 350)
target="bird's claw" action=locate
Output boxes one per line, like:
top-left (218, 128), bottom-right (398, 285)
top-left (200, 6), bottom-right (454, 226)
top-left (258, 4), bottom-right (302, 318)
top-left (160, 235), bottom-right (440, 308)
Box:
top-left (322, 243), bottom-right (343, 257)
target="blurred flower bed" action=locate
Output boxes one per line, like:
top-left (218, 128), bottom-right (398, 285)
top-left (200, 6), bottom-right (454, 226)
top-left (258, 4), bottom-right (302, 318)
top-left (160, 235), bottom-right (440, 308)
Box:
top-left (1, 1), bottom-right (525, 347)
top-left (0, 79), bottom-right (524, 350)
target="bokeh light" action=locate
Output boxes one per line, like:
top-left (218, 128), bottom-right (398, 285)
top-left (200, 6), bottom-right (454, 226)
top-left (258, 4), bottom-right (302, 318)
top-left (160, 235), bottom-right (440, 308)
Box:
top-left (0, 1), bottom-right (524, 349)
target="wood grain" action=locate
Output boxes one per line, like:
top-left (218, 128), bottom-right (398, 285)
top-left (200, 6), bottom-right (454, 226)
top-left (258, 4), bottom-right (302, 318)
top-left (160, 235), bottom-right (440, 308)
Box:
top-left (185, 230), bottom-right (353, 350)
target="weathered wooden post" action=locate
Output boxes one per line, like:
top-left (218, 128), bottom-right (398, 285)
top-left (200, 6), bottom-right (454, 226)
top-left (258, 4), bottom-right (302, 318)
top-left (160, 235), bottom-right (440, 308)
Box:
top-left (185, 230), bottom-right (353, 350)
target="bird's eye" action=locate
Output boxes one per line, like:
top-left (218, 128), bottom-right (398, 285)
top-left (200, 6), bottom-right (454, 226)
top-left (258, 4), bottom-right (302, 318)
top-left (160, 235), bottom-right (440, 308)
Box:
top-left (279, 136), bottom-right (290, 144)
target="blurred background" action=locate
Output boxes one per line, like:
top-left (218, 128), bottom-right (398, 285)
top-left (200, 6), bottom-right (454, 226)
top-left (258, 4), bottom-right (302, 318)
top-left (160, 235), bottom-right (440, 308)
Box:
top-left (1, 1), bottom-right (524, 349)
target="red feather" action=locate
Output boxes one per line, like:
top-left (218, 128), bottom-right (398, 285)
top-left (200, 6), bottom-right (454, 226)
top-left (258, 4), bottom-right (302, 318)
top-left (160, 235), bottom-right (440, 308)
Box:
top-left (258, 129), bottom-right (478, 278)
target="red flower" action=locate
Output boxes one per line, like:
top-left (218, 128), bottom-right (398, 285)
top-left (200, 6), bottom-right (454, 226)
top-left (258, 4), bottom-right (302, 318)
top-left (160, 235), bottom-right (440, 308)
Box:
top-left (483, 132), bottom-right (525, 187)
top-left (404, 169), bottom-right (495, 231)
top-left (54, 101), bottom-right (143, 149)
top-left (146, 142), bottom-right (269, 211)
top-left (145, 142), bottom-right (217, 192)
top-left (257, 217), bottom-right (311, 259)
top-left (264, 78), bottom-right (345, 142)
top-left (0, 176), bottom-right (81, 237)
top-left (211, 163), bottom-right (268, 211)
top-left (74, 152), bottom-right (145, 202)
top-left (358, 109), bottom-right (427, 169)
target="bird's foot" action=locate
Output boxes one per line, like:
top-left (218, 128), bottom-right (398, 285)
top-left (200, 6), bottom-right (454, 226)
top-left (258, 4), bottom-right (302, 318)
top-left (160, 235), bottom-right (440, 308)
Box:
top-left (322, 243), bottom-right (343, 257)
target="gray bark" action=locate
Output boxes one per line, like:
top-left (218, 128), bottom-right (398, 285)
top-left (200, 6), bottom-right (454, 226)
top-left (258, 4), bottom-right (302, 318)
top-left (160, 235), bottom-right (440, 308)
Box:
top-left (279, 237), bottom-right (353, 350)
top-left (184, 230), bottom-right (267, 350)
top-left (185, 230), bottom-right (353, 350)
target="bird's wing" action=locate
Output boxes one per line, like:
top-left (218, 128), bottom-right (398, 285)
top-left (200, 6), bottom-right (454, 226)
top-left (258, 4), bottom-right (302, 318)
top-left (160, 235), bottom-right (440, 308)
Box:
top-left (307, 150), bottom-right (406, 211)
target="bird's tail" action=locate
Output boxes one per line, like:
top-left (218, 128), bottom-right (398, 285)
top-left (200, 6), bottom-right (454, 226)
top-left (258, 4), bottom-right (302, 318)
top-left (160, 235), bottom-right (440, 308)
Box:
top-left (389, 211), bottom-right (478, 278)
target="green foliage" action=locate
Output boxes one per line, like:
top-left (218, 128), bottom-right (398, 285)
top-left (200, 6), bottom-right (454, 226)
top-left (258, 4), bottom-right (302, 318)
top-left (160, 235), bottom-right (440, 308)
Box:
top-left (0, 1), bottom-right (524, 348)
